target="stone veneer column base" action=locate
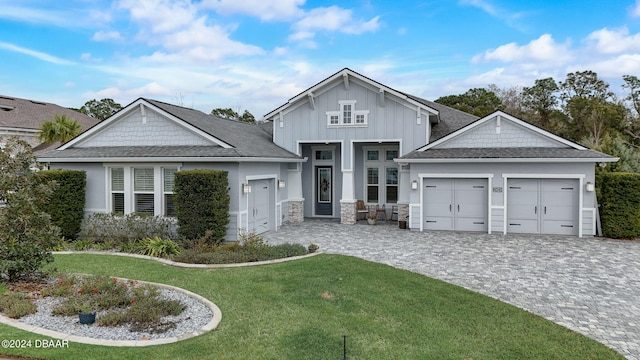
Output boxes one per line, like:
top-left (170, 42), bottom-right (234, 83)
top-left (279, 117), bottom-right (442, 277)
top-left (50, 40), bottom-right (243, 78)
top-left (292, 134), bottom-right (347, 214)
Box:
top-left (398, 203), bottom-right (409, 222)
top-left (288, 200), bottom-right (304, 224)
top-left (340, 200), bottom-right (357, 224)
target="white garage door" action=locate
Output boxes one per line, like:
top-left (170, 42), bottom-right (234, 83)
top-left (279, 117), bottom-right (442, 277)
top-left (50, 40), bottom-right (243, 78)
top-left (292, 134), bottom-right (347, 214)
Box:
top-left (507, 179), bottom-right (578, 235)
top-left (248, 179), bottom-right (271, 234)
top-left (423, 178), bottom-right (488, 232)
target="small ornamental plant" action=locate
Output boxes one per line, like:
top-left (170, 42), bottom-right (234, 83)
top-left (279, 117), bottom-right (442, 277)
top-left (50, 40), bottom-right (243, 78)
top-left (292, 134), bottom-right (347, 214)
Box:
top-left (42, 275), bottom-right (185, 333)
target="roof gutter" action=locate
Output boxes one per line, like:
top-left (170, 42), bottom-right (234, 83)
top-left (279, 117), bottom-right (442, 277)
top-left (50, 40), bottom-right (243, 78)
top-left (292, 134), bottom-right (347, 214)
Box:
top-left (395, 157), bottom-right (620, 163)
top-left (38, 156), bottom-right (308, 163)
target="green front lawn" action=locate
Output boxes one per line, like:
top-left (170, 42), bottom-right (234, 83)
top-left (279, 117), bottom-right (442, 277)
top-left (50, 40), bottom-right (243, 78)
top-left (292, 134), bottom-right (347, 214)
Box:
top-left (0, 254), bottom-right (622, 360)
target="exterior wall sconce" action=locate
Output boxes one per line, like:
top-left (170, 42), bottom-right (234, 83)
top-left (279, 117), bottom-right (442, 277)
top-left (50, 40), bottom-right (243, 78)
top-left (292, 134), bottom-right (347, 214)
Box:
top-left (242, 183), bottom-right (252, 194)
top-left (411, 180), bottom-right (418, 190)
top-left (278, 180), bottom-right (286, 188)
top-left (585, 182), bottom-right (595, 192)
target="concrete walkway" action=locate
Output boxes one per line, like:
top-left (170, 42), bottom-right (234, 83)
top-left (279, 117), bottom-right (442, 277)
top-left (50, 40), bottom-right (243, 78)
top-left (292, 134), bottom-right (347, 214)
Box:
top-left (263, 219), bottom-right (640, 360)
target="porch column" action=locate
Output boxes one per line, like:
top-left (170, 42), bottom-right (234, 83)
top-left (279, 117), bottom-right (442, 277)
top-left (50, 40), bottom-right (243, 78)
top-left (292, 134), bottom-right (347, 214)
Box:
top-left (397, 166), bottom-right (411, 223)
top-left (340, 170), bottom-right (357, 224)
top-left (287, 167), bottom-right (304, 223)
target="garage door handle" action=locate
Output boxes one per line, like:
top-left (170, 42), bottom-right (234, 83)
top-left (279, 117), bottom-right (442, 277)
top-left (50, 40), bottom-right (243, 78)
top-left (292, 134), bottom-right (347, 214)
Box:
top-left (509, 223), bottom-right (521, 226)
top-left (544, 206), bottom-right (547, 214)
top-left (534, 206), bottom-right (537, 214)
top-left (449, 204), bottom-right (452, 212)
top-left (457, 204), bottom-right (460, 212)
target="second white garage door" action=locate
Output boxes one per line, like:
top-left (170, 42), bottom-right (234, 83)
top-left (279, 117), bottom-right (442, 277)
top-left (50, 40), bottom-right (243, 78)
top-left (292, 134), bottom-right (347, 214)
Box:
top-left (507, 178), bottom-right (578, 235)
top-left (423, 178), bottom-right (488, 232)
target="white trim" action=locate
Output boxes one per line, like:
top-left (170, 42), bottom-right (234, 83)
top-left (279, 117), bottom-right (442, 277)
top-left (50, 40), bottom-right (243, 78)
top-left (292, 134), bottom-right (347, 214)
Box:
top-left (418, 111), bottom-right (587, 152)
top-left (264, 69), bottom-right (439, 120)
top-left (311, 146), bottom-right (336, 217)
top-left (326, 100), bottom-right (369, 127)
top-left (502, 174), bottom-right (585, 237)
top-left (104, 163), bottom-right (182, 217)
top-left (43, 156), bottom-right (306, 163)
top-left (245, 174), bottom-right (279, 233)
top-left (398, 157), bottom-right (618, 163)
top-left (60, 98), bottom-right (233, 150)
top-left (418, 173), bottom-right (494, 233)
top-left (349, 139), bottom-right (403, 172)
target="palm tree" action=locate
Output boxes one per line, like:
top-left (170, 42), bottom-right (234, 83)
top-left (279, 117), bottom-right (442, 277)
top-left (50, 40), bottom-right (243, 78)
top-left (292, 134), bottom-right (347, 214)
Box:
top-left (38, 114), bottom-right (82, 144)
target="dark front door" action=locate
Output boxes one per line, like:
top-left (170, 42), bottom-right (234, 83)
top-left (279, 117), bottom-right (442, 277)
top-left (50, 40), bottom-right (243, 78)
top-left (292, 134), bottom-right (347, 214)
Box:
top-left (315, 166), bottom-right (332, 216)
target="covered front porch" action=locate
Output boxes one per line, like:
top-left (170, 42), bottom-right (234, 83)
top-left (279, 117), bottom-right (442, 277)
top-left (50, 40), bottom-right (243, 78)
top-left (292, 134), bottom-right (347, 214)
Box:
top-left (286, 141), bottom-right (409, 224)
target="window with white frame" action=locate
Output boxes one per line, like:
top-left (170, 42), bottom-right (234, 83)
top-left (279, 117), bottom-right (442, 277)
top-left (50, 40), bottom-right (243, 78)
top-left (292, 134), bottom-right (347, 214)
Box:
top-left (134, 168), bottom-right (155, 214)
top-left (326, 100), bottom-right (369, 126)
top-left (111, 168), bottom-right (125, 214)
top-left (163, 168), bottom-right (176, 216)
top-left (108, 165), bottom-right (178, 216)
top-left (364, 147), bottom-right (399, 204)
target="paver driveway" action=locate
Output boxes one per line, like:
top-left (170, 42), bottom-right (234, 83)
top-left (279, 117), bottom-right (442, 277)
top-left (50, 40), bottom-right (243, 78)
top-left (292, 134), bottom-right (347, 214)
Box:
top-left (263, 219), bottom-right (640, 360)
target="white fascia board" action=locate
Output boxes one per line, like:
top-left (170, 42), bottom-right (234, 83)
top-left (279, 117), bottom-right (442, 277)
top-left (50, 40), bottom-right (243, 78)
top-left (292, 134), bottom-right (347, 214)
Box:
top-left (39, 156), bottom-right (308, 163)
top-left (133, 101), bottom-right (234, 149)
top-left (418, 111), bottom-right (586, 152)
top-left (398, 157), bottom-right (620, 163)
top-left (60, 99), bottom-right (233, 150)
top-left (264, 69), bottom-right (439, 119)
top-left (58, 99), bottom-right (148, 150)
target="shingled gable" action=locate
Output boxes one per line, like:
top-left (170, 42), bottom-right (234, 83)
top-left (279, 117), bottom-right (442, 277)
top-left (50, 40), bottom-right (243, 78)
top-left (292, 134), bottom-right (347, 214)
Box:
top-left (263, 67), bottom-right (440, 120)
top-left (400, 110), bottom-right (617, 162)
top-left (40, 98), bottom-right (301, 162)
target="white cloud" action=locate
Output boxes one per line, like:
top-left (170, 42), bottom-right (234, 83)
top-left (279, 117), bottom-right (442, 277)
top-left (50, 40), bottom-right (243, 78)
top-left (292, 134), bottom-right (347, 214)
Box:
top-left (472, 34), bottom-right (572, 64)
top-left (92, 30), bottom-right (122, 42)
top-left (200, 0), bottom-right (305, 21)
top-left (459, 0), bottom-right (526, 30)
top-left (116, 0), bottom-right (264, 64)
top-left (145, 17), bottom-right (263, 63)
top-left (631, 0), bottom-right (640, 17)
top-left (586, 27), bottom-right (640, 54)
top-left (0, 42), bottom-right (75, 65)
top-left (570, 54), bottom-right (640, 77)
top-left (290, 6), bottom-right (379, 42)
top-left (117, 0), bottom-right (197, 34)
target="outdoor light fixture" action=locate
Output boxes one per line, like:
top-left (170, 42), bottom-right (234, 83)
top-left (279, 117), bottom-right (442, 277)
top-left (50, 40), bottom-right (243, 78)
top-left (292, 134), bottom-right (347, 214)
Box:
top-left (242, 183), bottom-right (252, 194)
top-left (411, 180), bottom-right (418, 190)
top-left (278, 180), bottom-right (286, 188)
top-left (585, 182), bottom-right (595, 192)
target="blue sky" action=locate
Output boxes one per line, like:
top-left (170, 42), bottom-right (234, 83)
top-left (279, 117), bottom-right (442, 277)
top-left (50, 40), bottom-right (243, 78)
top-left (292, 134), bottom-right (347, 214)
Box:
top-left (1, 0), bottom-right (640, 118)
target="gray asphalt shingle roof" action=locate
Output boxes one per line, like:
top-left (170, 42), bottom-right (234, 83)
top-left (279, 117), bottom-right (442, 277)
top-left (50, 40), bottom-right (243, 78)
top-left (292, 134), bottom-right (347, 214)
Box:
top-left (0, 95), bottom-right (98, 131)
top-left (39, 99), bottom-right (300, 161)
top-left (402, 94), bottom-right (480, 142)
top-left (401, 147), bottom-right (616, 160)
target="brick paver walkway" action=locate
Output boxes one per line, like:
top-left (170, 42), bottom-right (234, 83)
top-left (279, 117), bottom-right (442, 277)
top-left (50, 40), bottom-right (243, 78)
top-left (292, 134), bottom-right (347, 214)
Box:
top-left (264, 219), bottom-right (640, 359)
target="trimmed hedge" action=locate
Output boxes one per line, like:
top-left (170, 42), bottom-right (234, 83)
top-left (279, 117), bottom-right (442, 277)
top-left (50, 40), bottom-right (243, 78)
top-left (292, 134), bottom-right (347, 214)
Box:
top-left (174, 169), bottom-right (230, 243)
top-left (36, 170), bottom-right (86, 240)
top-left (598, 172), bottom-right (640, 239)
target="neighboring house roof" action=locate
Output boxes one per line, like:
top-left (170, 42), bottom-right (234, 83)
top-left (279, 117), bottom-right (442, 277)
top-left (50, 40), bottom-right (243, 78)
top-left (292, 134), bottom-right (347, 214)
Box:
top-left (39, 98), bottom-right (302, 162)
top-left (401, 111), bottom-right (618, 162)
top-left (0, 95), bottom-right (98, 133)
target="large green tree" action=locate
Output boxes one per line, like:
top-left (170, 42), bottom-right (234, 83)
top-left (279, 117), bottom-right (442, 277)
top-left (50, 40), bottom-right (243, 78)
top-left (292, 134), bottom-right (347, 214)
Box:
top-left (38, 114), bottom-right (82, 144)
top-left (78, 98), bottom-right (122, 121)
top-left (522, 77), bottom-right (561, 131)
top-left (0, 138), bottom-right (60, 281)
top-left (559, 71), bottom-right (626, 146)
top-left (435, 88), bottom-right (504, 117)
top-left (210, 108), bottom-right (256, 123)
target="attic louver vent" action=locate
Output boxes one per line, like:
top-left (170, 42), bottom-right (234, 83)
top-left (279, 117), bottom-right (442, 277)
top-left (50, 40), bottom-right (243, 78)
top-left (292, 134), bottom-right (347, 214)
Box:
top-left (30, 100), bottom-right (47, 105)
top-left (0, 105), bottom-right (15, 111)
top-left (0, 96), bottom-right (15, 101)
